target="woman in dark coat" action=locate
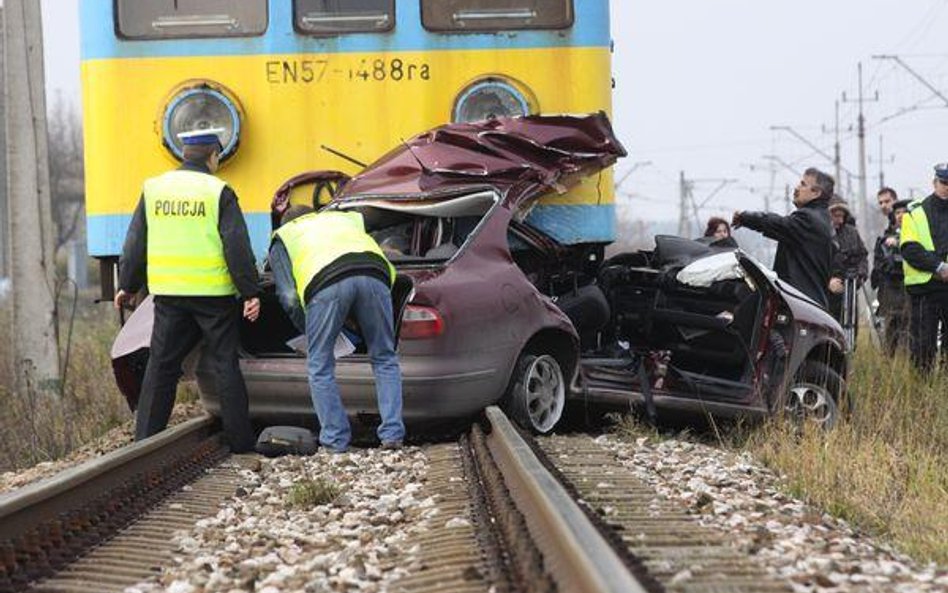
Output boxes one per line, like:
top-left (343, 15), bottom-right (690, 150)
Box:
top-left (703, 216), bottom-right (739, 248)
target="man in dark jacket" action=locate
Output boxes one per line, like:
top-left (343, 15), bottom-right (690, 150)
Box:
top-left (733, 167), bottom-right (835, 308)
top-left (827, 199), bottom-right (868, 346)
top-left (114, 128), bottom-right (261, 452)
top-left (900, 163), bottom-right (948, 370)
top-left (872, 198), bottom-right (911, 355)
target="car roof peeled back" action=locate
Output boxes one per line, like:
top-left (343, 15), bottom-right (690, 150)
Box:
top-left (332, 112), bottom-right (627, 211)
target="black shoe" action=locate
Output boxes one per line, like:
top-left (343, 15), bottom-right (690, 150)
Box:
top-left (380, 440), bottom-right (403, 450)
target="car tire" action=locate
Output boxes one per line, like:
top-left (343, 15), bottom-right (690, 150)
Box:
top-left (503, 353), bottom-right (566, 434)
top-left (785, 360), bottom-right (842, 430)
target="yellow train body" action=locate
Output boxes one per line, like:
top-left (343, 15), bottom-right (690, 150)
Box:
top-left (81, 1), bottom-right (614, 259)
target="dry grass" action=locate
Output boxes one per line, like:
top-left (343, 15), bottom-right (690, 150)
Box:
top-left (0, 298), bottom-right (132, 471)
top-left (748, 343), bottom-right (948, 564)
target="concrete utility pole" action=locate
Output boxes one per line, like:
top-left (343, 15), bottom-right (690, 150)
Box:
top-left (678, 171), bottom-right (691, 237)
top-left (872, 135), bottom-right (895, 190)
top-left (832, 100), bottom-right (842, 197)
top-left (4, 0), bottom-right (60, 395)
top-left (0, 7), bottom-right (7, 280)
top-left (842, 62), bottom-right (879, 241)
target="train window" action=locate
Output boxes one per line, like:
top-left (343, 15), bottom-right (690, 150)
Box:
top-left (115, 0), bottom-right (268, 39)
top-left (421, 0), bottom-right (572, 31)
top-left (294, 0), bottom-right (394, 34)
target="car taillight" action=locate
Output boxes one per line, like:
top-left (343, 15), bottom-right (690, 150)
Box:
top-left (400, 305), bottom-right (444, 339)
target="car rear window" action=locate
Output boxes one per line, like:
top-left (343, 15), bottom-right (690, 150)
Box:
top-left (294, 0), bottom-right (394, 34)
top-left (421, 0), bottom-right (573, 31)
top-left (115, 0), bottom-right (268, 39)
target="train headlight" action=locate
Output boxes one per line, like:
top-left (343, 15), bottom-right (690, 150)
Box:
top-left (162, 86), bottom-right (241, 161)
top-left (452, 78), bottom-right (531, 123)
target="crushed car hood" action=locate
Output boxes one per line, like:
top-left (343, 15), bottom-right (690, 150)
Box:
top-left (332, 112), bottom-right (627, 208)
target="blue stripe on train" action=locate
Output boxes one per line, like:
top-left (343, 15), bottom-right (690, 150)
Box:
top-left (80, 0), bottom-right (610, 60)
top-left (86, 203), bottom-right (616, 259)
top-left (87, 212), bottom-right (275, 261)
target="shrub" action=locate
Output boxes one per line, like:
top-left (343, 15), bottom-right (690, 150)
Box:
top-left (0, 298), bottom-right (132, 471)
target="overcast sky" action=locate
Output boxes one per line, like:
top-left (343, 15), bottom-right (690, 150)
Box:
top-left (36, 0), bottom-right (948, 225)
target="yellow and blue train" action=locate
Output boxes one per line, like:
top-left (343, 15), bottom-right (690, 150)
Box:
top-left (81, 0), bottom-right (614, 283)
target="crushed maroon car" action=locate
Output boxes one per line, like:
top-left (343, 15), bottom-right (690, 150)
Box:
top-left (112, 113), bottom-right (848, 433)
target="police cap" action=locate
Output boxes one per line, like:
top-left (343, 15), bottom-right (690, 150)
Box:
top-left (934, 162), bottom-right (948, 182)
top-left (177, 128), bottom-right (225, 150)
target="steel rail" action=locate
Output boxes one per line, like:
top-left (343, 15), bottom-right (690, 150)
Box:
top-left (482, 406), bottom-right (648, 593)
top-left (0, 416), bottom-right (222, 590)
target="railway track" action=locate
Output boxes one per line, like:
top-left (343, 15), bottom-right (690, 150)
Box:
top-left (0, 416), bottom-right (232, 593)
top-left (1, 408), bottom-right (795, 593)
top-left (394, 409), bottom-right (793, 593)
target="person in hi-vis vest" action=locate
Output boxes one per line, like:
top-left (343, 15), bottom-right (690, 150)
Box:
top-left (269, 205), bottom-right (405, 453)
top-left (114, 128), bottom-right (260, 452)
top-left (900, 163), bottom-right (948, 371)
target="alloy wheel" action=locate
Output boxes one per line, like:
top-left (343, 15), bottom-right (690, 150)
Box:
top-left (522, 354), bottom-right (565, 433)
top-left (786, 381), bottom-right (836, 427)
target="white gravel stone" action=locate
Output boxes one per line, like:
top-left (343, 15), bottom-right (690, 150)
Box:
top-left (445, 516), bottom-right (471, 528)
top-left (127, 446), bottom-right (434, 592)
top-left (598, 433), bottom-right (947, 592)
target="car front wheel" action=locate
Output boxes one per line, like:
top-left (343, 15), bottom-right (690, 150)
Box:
top-left (503, 353), bottom-right (566, 433)
top-left (785, 360), bottom-right (841, 430)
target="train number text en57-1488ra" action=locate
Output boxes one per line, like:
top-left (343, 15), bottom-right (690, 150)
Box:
top-left (266, 58), bottom-right (431, 85)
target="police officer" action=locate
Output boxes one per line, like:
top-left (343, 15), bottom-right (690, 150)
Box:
top-left (114, 128), bottom-right (260, 452)
top-left (900, 163), bottom-right (948, 370)
top-left (269, 205), bottom-right (404, 453)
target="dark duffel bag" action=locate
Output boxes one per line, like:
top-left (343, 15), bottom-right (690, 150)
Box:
top-left (255, 426), bottom-right (318, 457)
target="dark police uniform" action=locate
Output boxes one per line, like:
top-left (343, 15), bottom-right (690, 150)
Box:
top-left (900, 171), bottom-right (948, 370)
top-left (118, 159), bottom-right (259, 452)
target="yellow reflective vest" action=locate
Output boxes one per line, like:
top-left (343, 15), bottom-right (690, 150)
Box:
top-left (143, 170), bottom-right (237, 296)
top-left (900, 198), bottom-right (941, 286)
top-left (272, 211), bottom-right (394, 303)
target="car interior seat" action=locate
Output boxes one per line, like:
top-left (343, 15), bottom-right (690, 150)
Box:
top-left (555, 284), bottom-right (611, 351)
top-left (645, 279), bottom-right (759, 379)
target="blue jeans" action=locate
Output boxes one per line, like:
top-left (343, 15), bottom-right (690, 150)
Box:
top-left (305, 275), bottom-right (404, 450)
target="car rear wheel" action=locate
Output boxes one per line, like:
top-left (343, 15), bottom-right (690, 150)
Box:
top-left (785, 360), bottom-right (841, 430)
top-left (504, 353), bottom-right (566, 433)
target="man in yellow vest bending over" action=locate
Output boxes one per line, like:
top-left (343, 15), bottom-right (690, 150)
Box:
top-left (114, 128), bottom-right (260, 452)
top-left (900, 162), bottom-right (948, 371)
top-left (269, 205), bottom-right (404, 453)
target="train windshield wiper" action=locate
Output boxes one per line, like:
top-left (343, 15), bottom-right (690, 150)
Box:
top-left (301, 12), bottom-right (391, 27)
top-left (152, 14), bottom-right (239, 30)
top-left (453, 8), bottom-right (537, 22)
